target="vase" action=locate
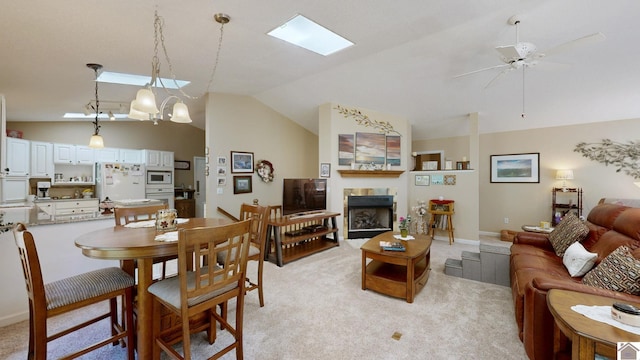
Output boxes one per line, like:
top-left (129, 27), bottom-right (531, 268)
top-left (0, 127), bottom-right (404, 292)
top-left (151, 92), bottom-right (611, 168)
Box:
top-left (400, 227), bottom-right (408, 238)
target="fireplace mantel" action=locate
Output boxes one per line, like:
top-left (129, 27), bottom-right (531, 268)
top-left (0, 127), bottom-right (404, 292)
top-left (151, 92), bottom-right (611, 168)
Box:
top-left (337, 170), bottom-right (404, 178)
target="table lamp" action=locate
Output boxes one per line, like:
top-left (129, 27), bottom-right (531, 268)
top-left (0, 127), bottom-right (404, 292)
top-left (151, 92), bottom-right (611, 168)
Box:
top-left (556, 169), bottom-right (574, 192)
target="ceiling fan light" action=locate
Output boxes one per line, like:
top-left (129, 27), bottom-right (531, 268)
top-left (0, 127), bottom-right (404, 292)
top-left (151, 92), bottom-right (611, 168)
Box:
top-left (170, 102), bottom-right (192, 123)
top-left (128, 100), bottom-right (150, 121)
top-left (132, 88), bottom-right (159, 114)
top-left (89, 134), bottom-right (104, 149)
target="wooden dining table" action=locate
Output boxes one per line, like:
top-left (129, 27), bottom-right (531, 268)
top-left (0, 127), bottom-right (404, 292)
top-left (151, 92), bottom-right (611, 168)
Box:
top-left (74, 217), bottom-right (232, 359)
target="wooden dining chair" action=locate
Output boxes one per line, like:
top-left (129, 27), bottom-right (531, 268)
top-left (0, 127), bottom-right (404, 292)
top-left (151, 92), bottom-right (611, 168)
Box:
top-left (148, 219), bottom-right (252, 360)
top-left (114, 204), bottom-right (175, 279)
top-left (218, 203), bottom-right (269, 307)
top-left (13, 223), bottom-right (135, 359)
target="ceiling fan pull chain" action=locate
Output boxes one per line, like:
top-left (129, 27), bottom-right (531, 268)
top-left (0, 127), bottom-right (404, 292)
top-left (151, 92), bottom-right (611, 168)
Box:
top-left (521, 66), bottom-right (526, 119)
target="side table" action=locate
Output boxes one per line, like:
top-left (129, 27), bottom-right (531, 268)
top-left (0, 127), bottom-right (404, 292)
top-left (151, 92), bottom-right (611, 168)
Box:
top-left (521, 225), bottom-right (554, 234)
top-left (547, 288), bottom-right (640, 360)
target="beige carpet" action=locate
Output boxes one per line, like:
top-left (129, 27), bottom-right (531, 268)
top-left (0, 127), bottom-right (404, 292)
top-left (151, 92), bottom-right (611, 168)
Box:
top-left (0, 238), bottom-right (527, 359)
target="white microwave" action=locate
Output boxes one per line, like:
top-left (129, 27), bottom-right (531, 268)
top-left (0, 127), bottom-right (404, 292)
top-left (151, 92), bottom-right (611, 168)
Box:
top-left (147, 170), bottom-right (172, 185)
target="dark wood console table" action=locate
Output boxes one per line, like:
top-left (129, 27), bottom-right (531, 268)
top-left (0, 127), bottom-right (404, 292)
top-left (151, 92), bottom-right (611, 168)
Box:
top-left (266, 211), bottom-right (340, 267)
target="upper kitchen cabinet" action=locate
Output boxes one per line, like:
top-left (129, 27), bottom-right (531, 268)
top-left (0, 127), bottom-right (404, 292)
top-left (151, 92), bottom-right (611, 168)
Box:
top-left (120, 148), bottom-right (143, 163)
top-left (6, 137), bottom-right (30, 176)
top-left (144, 150), bottom-right (174, 169)
top-left (95, 147), bottom-right (143, 163)
top-left (54, 144), bottom-right (95, 165)
top-left (31, 141), bottom-right (54, 179)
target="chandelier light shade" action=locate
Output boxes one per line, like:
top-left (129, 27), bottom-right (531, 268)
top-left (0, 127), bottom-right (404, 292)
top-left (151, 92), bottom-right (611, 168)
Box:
top-left (87, 63), bottom-right (105, 149)
top-left (132, 87), bottom-right (159, 114)
top-left (128, 101), bottom-right (150, 120)
top-left (170, 102), bottom-right (192, 123)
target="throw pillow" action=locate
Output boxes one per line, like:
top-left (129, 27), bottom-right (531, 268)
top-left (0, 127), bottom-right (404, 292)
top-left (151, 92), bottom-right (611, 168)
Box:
top-left (582, 245), bottom-right (640, 295)
top-left (549, 212), bottom-right (589, 257)
top-left (562, 242), bottom-right (598, 277)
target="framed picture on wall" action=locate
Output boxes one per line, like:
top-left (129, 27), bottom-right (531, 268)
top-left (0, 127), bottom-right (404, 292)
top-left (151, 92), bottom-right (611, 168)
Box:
top-left (320, 163), bottom-right (331, 177)
top-left (233, 176), bottom-right (252, 194)
top-left (490, 153), bottom-right (540, 183)
top-left (338, 134), bottom-right (355, 165)
top-left (386, 135), bottom-right (401, 166)
top-left (355, 132), bottom-right (385, 164)
top-left (231, 151), bottom-right (254, 173)
top-left (415, 175), bottom-right (430, 186)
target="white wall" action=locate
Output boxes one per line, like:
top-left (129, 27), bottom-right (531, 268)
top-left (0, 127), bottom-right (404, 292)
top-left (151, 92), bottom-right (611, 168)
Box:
top-left (205, 93), bottom-right (319, 218)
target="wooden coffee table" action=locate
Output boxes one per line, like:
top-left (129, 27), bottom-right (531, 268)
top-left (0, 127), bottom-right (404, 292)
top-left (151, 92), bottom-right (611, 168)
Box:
top-left (548, 288), bottom-right (640, 360)
top-left (361, 231), bottom-right (432, 303)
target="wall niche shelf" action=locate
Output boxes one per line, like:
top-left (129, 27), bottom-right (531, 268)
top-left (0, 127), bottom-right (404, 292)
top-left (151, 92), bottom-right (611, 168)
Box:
top-left (337, 170), bottom-right (404, 178)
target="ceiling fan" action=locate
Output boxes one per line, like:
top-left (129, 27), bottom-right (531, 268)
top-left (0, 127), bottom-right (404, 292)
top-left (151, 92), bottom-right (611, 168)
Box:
top-left (454, 15), bottom-right (605, 117)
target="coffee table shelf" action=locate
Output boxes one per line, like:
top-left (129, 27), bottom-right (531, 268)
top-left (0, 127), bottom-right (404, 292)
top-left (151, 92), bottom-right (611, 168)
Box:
top-left (361, 232), bottom-right (432, 303)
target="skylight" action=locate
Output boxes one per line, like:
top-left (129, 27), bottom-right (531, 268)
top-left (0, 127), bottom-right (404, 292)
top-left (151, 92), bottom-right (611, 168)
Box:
top-left (267, 14), bottom-right (354, 56)
top-left (97, 71), bottom-right (190, 89)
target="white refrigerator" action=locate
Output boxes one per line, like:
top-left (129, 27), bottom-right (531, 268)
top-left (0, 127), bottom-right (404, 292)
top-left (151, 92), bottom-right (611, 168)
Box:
top-left (95, 163), bottom-right (146, 201)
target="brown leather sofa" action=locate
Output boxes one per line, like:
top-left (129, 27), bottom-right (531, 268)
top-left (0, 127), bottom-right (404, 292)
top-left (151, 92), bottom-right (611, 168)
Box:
top-left (510, 203), bottom-right (640, 360)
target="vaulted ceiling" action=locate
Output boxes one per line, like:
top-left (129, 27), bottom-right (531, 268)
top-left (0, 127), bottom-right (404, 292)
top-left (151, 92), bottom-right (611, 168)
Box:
top-left (1, 0), bottom-right (638, 140)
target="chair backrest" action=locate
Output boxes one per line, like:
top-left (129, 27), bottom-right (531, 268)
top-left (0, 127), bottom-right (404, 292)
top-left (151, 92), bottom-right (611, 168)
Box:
top-left (239, 203), bottom-right (269, 247)
top-left (113, 204), bottom-right (168, 226)
top-left (177, 219), bottom-right (252, 308)
top-left (13, 223), bottom-right (46, 312)
top-left (267, 205), bottom-right (282, 220)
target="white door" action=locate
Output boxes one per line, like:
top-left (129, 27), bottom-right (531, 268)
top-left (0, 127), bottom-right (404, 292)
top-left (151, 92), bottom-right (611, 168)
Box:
top-left (193, 156), bottom-right (206, 218)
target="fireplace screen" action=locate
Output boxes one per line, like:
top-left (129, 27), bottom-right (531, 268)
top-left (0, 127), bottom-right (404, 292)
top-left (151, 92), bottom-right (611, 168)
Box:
top-left (347, 195), bottom-right (393, 239)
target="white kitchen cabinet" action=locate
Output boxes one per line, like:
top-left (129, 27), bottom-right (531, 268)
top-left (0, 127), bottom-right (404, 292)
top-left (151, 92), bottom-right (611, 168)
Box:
top-left (120, 148), bottom-right (143, 163)
top-left (144, 150), bottom-right (174, 169)
top-left (31, 141), bottom-right (54, 179)
top-left (1, 177), bottom-right (29, 202)
top-left (55, 199), bottom-right (99, 217)
top-left (54, 144), bottom-right (95, 165)
top-left (6, 137), bottom-right (30, 176)
top-left (75, 146), bottom-right (95, 165)
top-left (95, 147), bottom-right (120, 163)
top-left (96, 148), bottom-right (143, 163)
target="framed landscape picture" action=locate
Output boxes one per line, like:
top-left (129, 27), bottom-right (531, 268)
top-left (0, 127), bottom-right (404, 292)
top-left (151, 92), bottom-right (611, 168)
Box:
top-left (338, 134), bottom-right (355, 165)
top-left (386, 135), bottom-right (401, 166)
top-left (233, 176), bottom-right (252, 194)
top-left (355, 132), bottom-right (385, 165)
top-left (231, 151), bottom-right (254, 173)
top-left (490, 153), bottom-right (540, 183)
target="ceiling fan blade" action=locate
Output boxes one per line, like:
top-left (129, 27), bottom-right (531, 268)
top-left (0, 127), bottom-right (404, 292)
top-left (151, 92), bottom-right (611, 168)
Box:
top-left (484, 67), bottom-right (514, 88)
top-left (453, 64), bottom-right (509, 78)
top-left (537, 32), bottom-right (606, 58)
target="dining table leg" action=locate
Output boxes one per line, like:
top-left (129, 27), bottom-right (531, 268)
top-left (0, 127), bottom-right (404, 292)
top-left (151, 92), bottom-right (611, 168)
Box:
top-left (136, 258), bottom-right (154, 359)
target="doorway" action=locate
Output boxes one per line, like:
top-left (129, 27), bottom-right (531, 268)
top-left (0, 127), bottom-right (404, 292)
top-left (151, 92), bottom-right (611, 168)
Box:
top-left (193, 156), bottom-right (206, 217)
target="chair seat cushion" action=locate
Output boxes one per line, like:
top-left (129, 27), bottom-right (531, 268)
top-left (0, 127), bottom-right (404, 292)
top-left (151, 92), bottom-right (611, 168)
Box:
top-left (45, 267), bottom-right (134, 310)
top-left (148, 266), bottom-right (238, 309)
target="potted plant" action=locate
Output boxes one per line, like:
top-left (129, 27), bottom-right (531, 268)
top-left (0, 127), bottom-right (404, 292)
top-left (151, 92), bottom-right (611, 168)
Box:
top-left (399, 215), bottom-right (411, 238)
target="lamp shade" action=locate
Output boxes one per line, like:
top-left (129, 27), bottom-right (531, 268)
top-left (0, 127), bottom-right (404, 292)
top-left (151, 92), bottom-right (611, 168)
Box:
top-left (556, 170), bottom-right (574, 180)
top-left (132, 88), bottom-right (159, 114)
top-left (170, 102), bottom-right (192, 123)
top-left (89, 134), bottom-right (104, 149)
top-left (128, 100), bottom-right (151, 121)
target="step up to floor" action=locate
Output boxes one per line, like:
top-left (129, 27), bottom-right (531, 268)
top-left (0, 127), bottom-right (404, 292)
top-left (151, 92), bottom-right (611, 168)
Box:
top-left (480, 242), bottom-right (511, 287)
top-left (461, 251), bottom-right (482, 281)
top-left (444, 258), bottom-right (462, 278)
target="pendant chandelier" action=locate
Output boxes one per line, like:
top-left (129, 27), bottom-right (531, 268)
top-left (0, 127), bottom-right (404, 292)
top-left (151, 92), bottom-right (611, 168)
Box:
top-left (87, 63), bottom-right (105, 148)
top-left (129, 10), bottom-right (230, 125)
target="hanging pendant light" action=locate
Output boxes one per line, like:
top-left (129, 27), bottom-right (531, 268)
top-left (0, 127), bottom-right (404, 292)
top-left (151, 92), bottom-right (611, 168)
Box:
top-left (87, 63), bottom-right (105, 149)
top-left (129, 10), bottom-right (230, 124)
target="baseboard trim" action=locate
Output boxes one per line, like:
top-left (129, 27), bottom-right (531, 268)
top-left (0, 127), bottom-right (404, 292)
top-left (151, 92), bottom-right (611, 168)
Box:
top-left (0, 311), bottom-right (28, 327)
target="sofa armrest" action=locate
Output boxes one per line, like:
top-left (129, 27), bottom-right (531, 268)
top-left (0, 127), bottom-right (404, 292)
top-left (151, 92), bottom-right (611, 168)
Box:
top-left (532, 276), bottom-right (640, 303)
top-left (513, 231), bottom-right (554, 250)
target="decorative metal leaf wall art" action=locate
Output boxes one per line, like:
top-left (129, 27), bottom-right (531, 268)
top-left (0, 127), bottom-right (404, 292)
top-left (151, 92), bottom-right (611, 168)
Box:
top-left (574, 139), bottom-right (640, 179)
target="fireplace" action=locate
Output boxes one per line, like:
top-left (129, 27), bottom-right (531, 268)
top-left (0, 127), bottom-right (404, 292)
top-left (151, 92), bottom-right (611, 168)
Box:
top-left (347, 195), bottom-right (394, 239)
